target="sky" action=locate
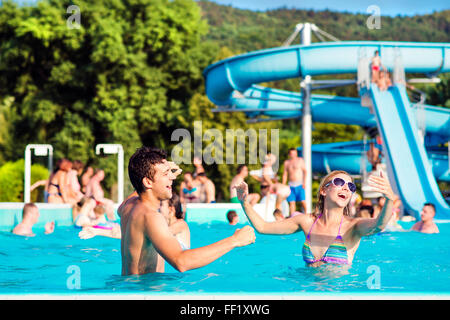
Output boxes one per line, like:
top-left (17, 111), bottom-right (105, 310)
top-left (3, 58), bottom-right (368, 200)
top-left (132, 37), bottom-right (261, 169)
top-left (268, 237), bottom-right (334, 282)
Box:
top-left (206, 0), bottom-right (449, 16)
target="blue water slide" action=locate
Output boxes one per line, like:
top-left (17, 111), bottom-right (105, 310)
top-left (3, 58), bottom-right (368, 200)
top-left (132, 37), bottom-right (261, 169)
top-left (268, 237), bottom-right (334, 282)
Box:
top-left (204, 41), bottom-right (450, 106)
top-left (368, 84), bottom-right (450, 219)
top-left (203, 41), bottom-right (450, 218)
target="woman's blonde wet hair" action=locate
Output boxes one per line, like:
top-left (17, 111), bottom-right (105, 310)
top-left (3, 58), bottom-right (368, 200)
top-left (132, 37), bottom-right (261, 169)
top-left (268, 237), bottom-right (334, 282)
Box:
top-left (314, 170), bottom-right (353, 218)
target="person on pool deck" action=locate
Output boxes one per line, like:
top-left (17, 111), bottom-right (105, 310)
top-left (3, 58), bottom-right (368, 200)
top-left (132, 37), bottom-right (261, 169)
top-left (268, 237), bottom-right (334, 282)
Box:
top-left (81, 166), bottom-right (94, 194)
top-left (411, 203), bottom-right (440, 234)
top-left (227, 210), bottom-right (239, 225)
top-left (230, 165), bottom-right (260, 205)
top-left (12, 203), bottom-right (55, 236)
top-left (46, 159), bottom-right (75, 205)
top-left (67, 160), bottom-right (85, 203)
top-left (118, 146), bottom-right (256, 275)
top-left (179, 172), bottom-right (202, 204)
top-left (282, 148), bottom-right (307, 215)
top-left (234, 169), bottom-right (397, 267)
top-left (251, 153), bottom-right (291, 212)
top-left (196, 172), bottom-right (216, 203)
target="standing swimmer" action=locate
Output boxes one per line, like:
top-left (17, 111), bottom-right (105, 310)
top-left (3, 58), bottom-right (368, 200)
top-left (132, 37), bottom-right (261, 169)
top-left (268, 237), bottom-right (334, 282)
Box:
top-left (234, 170), bottom-right (397, 267)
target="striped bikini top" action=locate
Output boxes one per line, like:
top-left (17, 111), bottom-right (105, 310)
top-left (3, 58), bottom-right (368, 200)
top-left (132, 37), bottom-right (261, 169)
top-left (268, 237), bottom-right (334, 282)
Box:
top-left (302, 213), bottom-right (348, 265)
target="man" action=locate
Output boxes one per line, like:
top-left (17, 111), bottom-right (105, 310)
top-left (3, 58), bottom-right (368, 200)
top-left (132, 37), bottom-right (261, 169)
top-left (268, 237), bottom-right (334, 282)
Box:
top-left (230, 165), bottom-right (260, 205)
top-left (196, 172), bottom-right (216, 203)
top-left (371, 50), bottom-right (383, 84)
top-left (226, 210), bottom-right (239, 225)
top-left (411, 203), bottom-right (440, 234)
top-left (118, 147), bottom-right (255, 275)
top-left (282, 148), bottom-right (307, 215)
top-left (12, 203), bottom-right (54, 236)
top-left (85, 169), bottom-right (115, 220)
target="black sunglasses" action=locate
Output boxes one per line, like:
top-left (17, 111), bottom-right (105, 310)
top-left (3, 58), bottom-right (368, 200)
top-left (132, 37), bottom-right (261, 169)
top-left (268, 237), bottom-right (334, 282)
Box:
top-left (261, 185), bottom-right (269, 189)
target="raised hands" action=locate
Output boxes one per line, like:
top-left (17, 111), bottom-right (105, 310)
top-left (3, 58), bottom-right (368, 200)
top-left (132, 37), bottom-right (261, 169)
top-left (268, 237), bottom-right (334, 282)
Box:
top-left (232, 181), bottom-right (249, 203)
top-left (367, 171), bottom-right (396, 201)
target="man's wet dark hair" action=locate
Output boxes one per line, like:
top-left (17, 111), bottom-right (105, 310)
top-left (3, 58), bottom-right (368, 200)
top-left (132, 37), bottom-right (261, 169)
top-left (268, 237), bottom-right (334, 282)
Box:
top-left (226, 210), bottom-right (237, 223)
top-left (128, 147), bottom-right (167, 194)
top-left (424, 202), bottom-right (436, 213)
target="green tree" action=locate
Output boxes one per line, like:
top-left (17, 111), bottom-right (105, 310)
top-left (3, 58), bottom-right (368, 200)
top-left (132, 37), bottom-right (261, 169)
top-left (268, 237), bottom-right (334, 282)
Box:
top-left (0, 0), bottom-right (214, 196)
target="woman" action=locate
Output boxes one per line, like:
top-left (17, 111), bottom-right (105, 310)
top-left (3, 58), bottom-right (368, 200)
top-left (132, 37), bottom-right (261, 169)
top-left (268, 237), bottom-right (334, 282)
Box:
top-left (161, 193), bottom-right (190, 251)
top-left (179, 172), bottom-right (202, 204)
top-left (81, 166), bottom-right (94, 193)
top-left (67, 160), bottom-right (85, 202)
top-left (234, 170), bottom-right (396, 267)
top-left (46, 159), bottom-right (76, 204)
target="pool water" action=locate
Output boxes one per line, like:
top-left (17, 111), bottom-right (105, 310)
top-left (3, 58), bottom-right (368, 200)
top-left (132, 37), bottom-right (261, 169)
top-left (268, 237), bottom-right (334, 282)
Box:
top-left (1, 221), bottom-right (449, 295)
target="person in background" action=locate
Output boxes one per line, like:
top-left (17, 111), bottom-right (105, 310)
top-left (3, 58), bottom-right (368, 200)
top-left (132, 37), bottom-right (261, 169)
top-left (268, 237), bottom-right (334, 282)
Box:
top-left (373, 196), bottom-right (385, 217)
top-left (377, 68), bottom-right (392, 91)
top-left (192, 156), bottom-right (205, 178)
top-left (230, 165), bottom-right (260, 205)
top-left (411, 203), bottom-right (440, 234)
top-left (282, 148), bottom-right (307, 215)
top-left (77, 203), bottom-right (121, 240)
top-left (46, 159), bottom-right (76, 205)
top-left (273, 209), bottom-right (285, 221)
top-left (179, 172), bottom-right (201, 204)
top-left (85, 169), bottom-right (116, 220)
top-left (357, 205), bottom-right (374, 219)
top-left (12, 203), bottom-right (54, 236)
top-left (371, 50), bottom-right (383, 84)
top-left (81, 166), bottom-right (94, 194)
top-left (67, 160), bottom-right (85, 203)
top-left (227, 210), bottom-right (239, 225)
top-left (196, 172), bottom-right (216, 203)
top-left (162, 193), bottom-right (190, 251)
top-left (349, 192), bottom-right (362, 217)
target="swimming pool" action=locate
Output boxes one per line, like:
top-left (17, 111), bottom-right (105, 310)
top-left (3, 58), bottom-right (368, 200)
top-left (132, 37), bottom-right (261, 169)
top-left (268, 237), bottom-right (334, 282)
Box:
top-left (1, 216), bottom-right (449, 297)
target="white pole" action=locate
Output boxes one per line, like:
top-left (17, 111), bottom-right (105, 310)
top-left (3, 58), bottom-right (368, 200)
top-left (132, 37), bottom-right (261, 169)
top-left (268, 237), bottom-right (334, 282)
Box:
top-left (23, 144), bottom-right (52, 203)
top-left (96, 144), bottom-right (124, 204)
top-left (117, 145), bottom-right (124, 205)
top-left (24, 146), bottom-right (32, 203)
top-left (300, 23), bottom-right (312, 213)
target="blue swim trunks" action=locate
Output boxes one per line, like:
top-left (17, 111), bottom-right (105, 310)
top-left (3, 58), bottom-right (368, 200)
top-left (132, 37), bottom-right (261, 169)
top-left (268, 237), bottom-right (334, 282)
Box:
top-left (287, 183), bottom-right (305, 202)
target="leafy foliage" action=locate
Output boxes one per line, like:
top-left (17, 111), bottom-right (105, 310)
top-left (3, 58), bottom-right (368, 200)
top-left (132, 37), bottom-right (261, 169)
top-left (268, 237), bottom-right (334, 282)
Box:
top-left (0, 159), bottom-right (49, 202)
